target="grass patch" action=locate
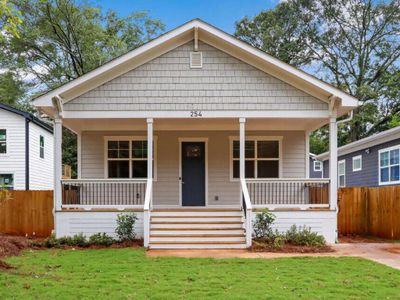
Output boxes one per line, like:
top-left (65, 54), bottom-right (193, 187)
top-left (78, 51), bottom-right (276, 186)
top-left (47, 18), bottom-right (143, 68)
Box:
top-left (1, 248), bottom-right (400, 299)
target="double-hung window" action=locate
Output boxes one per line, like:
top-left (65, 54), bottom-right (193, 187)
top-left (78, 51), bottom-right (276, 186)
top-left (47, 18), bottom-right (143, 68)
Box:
top-left (352, 155), bottom-right (362, 172)
top-left (106, 137), bottom-right (156, 179)
top-left (338, 160), bottom-right (346, 187)
top-left (231, 137), bottom-right (281, 179)
top-left (40, 135), bottom-right (45, 158)
top-left (0, 174), bottom-right (13, 190)
top-left (0, 129), bottom-right (6, 154)
top-left (379, 146), bottom-right (400, 185)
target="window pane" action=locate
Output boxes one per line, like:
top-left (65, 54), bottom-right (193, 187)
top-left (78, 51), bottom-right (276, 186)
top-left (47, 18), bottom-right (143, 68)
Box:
top-left (0, 142), bottom-right (5, 154)
top-left (380, 151), bottom-right (389, 167)
top-left (40, 148), bottom-right (44, 159)
top-left (40, 136), bottom-right (44, 147)
top-left (233, 141), bottom-right (239, 159)
top-left (0, 174), bottom-right (13, 187)
top-left (233, 160), bottom-right (255, 178)
top-left (245, 141), bottom-right (255, 158)
top-left (339, 175), bottom-right (345, 187)
top-left (353, 157), bottom-right (361, 170)
top-left (108, 141), bottom-right (129, 158)
top-left (257, 161), bottom-right (279, 178)
top-left (108, 161), bottom-right (129, 178)
top-left (390, 149), bottom-right (399, 165)
top-left (381, 167), bottom-right (389, 182)
top-left (132, 141), bottom-right (147, 158)
top-left (132, 161), bottom-right (147, 178)
top-left (391, 166), bottom-right (399, 181)
top-left (0, 129), bottom-right (6, 141)
top-left (257, 141), bottom-right (279, 158)
top-left (338, 162), bottom-right (345, 174)
top-left (108, 141), bottom-right (118, 150)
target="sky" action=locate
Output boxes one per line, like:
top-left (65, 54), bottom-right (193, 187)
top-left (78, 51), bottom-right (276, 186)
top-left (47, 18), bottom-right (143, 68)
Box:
top-left (95, 0), bottom-right (280, 33)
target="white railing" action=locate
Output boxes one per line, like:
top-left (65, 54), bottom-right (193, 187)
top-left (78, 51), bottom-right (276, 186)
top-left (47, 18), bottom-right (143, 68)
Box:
top-left (246, 178), bottom-right (330, 209)
top-left (143, 178), bottom-right (153, 247)
top-left (61, 179), bottom-right (147, 209)
top-left (240, 178), bottom-right (252, 247)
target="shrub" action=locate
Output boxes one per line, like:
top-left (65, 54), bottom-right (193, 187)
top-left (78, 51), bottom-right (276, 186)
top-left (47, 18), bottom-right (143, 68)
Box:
top-left (253, 209), bottom-right (276, 239)
top-left (115, 213), bottom-right (138, 241)
top-left (88, 233), bottom-right (114, 246)
top-left (285, 225), bottom-right (326, 247)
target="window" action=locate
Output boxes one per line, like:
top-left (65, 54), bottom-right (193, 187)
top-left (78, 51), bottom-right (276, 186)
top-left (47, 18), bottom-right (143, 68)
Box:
top-left (231, 137), bottom-right (281, 179)
top-left (313, 160), bottom-right (322, 172)
top-left (0, 129), bottom-right (6, 154)
top-left (352, 155), bottom-right (362, 172)
top-left (40, 135), bottom-right (44, 158)
top-left (379, 146), bottom-right (400, 185)
top-left (106, 137), bottom-right (156, 179)
top-left (0, 174), bottom-right (13, 190)
top-left (338, 160), bottom-right (346, 187)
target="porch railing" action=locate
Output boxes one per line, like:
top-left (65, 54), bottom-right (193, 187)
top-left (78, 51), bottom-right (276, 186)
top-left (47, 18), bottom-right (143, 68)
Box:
top-left (61, 179), bottom-right (147, 208)
top-left (240, 178), bottom-right (252, 247)
top-left (246, 178), bottom-right (330, 209)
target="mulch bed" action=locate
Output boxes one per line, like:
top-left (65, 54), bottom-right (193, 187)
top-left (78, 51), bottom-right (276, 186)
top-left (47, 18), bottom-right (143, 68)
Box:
top-left (250, 240), bottom-right (334, 253)
top-left (0, 234), bottom-right (143, 270)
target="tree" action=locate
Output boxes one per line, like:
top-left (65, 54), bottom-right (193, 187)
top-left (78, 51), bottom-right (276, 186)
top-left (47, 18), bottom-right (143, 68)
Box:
top-left (1, 0), bottom-right (164, 175)
top-left (0, 0), bottom-right (22, 38)
top-left (235, 0), bottom-right (400, 152)
top-left (0, 72), bottom-right (24, 106)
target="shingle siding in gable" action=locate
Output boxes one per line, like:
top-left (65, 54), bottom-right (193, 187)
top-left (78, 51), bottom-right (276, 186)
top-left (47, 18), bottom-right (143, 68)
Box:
top-left (65, 41), bottom-right (328, 112)
top-left (321, 137), bottom-right (400, 187)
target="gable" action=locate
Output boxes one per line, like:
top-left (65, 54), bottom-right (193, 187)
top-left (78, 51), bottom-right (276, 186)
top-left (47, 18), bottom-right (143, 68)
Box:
top-left (64, 41), bottom-right (328, 112)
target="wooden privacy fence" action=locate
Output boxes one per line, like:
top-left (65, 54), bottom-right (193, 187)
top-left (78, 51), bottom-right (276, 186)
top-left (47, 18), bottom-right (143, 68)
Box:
top-left (0, 190), bottom-right (54, 237)
top-left (338, 186), bottom-right (400, 240)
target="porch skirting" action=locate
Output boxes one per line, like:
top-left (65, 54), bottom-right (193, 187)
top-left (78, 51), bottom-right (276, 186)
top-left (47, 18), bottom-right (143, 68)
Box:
top-left (54, 210), bottom-right (336, 244)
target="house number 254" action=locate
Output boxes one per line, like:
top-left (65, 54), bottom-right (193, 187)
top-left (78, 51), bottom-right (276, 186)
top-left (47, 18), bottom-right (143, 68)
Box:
top-left (190, 110), bottom-right (203, 117)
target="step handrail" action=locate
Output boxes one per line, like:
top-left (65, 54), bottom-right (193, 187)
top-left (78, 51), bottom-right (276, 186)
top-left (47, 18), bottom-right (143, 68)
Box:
top-left (143, 179), bottom-right (153, 247)
top-left (240, 178), bottom-right (252, 248)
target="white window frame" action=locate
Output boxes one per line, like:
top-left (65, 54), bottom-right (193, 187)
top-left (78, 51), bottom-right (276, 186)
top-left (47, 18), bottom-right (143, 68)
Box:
top-left (229, 136), bottom-right (283, 181)
top-left (0, 173), bottom-right (14, 190)
top-left (313, 160), bottom-right (322, 172)
top-left (39, 135), bottom-right (45, 159)
top-left (104, 136), bottom-right (158, 180)
top-left (379, 145), bottom-right (400, 186)
top-left (0, 128), bottom-right (7, 155)
top-left (338, 159), bottom-right (346, 187)
top-left (352, 155), bottom-right (362, 172)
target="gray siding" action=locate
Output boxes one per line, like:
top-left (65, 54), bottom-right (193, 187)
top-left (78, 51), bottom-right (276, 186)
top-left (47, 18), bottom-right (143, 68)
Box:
top-left (65, 41), bottom-right (327, 112)
top-left (322, 138), bottom-right (400, 187)
top-left (309, 157), bottom-right (323, 178)
top-left (81, 130), bottom-right (306, 206)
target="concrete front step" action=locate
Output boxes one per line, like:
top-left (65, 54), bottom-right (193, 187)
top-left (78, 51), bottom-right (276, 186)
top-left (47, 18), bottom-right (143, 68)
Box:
top-left (151, 223), bottom-right (244, 229)
top-left (149, 243), bottom-right (247, 249)
top-left (151, 229), bottom-right (245, 235)
top-left (150, 236), bottom-right (246, 243)
top-left (151, 217), bottom-right (243, 223)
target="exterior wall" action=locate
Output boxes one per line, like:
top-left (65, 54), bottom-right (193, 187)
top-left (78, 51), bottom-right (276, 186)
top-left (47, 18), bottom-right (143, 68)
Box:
top-left (55, 211), bottom-right (144, 238)
top-left (81, 130), bottom-right (307, 206)
top-left (309, 157), bottom-right (323, 178)
top-left (322, 138), bottom-right (400, 187)
top-left (29, 122), bottom-right (54, 190)
top-left (0, 109), bottom-right (26, 190)
top-left (65, 41), bottom-right (327, 112)
top-left (252, 210), bottom-right (337, 244)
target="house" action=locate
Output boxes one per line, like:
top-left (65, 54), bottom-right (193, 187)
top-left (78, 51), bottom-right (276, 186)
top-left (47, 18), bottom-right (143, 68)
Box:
top-left (316, 126), bottom-right (400, 187)
top-left (309, 153), bottom-right (324, 179)
top-left (32, 19), bottom-right (358, 248)
top-left (0, 103), bottom-right (54, 190)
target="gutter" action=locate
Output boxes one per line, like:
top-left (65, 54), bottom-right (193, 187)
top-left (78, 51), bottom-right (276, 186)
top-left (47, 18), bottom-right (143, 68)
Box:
top-left (25, 118), bottom-right (30, 190)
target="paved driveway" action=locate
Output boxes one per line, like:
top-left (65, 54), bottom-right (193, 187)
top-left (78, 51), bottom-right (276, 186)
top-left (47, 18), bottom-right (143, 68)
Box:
top-left (147, 243), bottom-right (400, 270)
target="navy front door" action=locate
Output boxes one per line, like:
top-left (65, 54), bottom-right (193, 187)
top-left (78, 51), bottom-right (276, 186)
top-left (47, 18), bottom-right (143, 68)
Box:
top-left (181, 142), bottom-right (206, 206)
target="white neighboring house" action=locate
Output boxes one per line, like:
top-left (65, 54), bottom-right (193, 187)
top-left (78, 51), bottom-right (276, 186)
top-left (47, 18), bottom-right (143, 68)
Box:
top-left (32, 19), bottom-right (359, 248)
top-left (0, 103), bottom-right (54, 190)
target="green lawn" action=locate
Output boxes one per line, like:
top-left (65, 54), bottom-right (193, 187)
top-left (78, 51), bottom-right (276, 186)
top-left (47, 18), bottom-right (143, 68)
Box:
top-left (1, 248), bottom-right (400, 299)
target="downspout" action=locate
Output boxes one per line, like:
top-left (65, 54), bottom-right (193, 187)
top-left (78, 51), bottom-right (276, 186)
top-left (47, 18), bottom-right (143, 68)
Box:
top-left (25, 117), bottom-right (30, 190)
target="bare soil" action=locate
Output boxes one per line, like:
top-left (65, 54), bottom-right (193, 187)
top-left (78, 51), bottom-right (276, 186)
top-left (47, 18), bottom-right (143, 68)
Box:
top-left (382, 246), bottom-right (400, 254)
top-left (339, 234), bottom-right (398, 243)
top-left (250, 240), bottom-right (334, 253)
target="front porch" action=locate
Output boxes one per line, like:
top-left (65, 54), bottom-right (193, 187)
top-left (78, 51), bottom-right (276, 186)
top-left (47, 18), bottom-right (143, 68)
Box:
top-left (53, 117), bottom-right (337, 247)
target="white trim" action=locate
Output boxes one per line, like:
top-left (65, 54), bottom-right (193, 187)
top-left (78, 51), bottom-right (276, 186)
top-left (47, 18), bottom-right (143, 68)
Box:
top-left (378, 144), bottom-right (400, 186)
top-left (313, 160), bottom-right (322, 172)
top-left (305, 130), bottom-right (310, 178)
top-left (61, 110), bottom-right (331, 119)
top-left (103, 136), bottom-right (158, 181)
top-left (253, 204), bottom-right (330, 210)
top-left (352, 155), bottom-right (362, 172)
top-left (338, 159), bottom-right (346, 188)
top-left (178, 138), bottom-right (209, 207)
top-left (77, 133), bottom-right (81, 179)
top-left (61, 205), bottom-right (144, 211)
top-left (229, 136), bottom-right (283, 181)
top-left (33, 19), bottom-right (358, 110)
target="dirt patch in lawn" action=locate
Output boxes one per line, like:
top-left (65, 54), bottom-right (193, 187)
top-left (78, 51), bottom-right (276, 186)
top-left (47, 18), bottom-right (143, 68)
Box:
top-left (250, 240), bottom-right (334, 253)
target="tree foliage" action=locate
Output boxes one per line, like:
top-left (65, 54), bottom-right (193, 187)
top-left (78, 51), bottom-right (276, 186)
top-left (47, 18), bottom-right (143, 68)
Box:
top-left (236, 0), bottom-right (400, 152)
top-left (0, 0), bottom-right (22, 38)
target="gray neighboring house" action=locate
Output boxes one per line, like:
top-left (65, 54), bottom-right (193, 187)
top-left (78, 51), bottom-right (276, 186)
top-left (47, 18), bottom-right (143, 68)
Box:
top-left (315, 126), bottom-right (400, 187)
top-left (309, 153), bottom-right (323, 179)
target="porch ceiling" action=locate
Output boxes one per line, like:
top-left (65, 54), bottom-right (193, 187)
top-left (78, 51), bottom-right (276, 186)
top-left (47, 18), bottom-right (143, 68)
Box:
top-left (63, 117), bottom-right (327, 134)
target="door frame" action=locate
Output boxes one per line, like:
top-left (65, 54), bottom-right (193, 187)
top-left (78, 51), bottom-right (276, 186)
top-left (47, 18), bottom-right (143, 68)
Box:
top-left (178, 137), bottom-right (208, 207)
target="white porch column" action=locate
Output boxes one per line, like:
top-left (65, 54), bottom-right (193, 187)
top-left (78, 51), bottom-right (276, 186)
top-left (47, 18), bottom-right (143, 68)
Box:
top-left (147, 118), bottom-right (153, 180)
top-left (53, 117), bottom-right (62, 212)
top-left (305, 130), bottom-right (310, 178)
top-left (239, 118), bottom-right (246, 180)
top-left (329, 112), bottom-right (338, 210)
